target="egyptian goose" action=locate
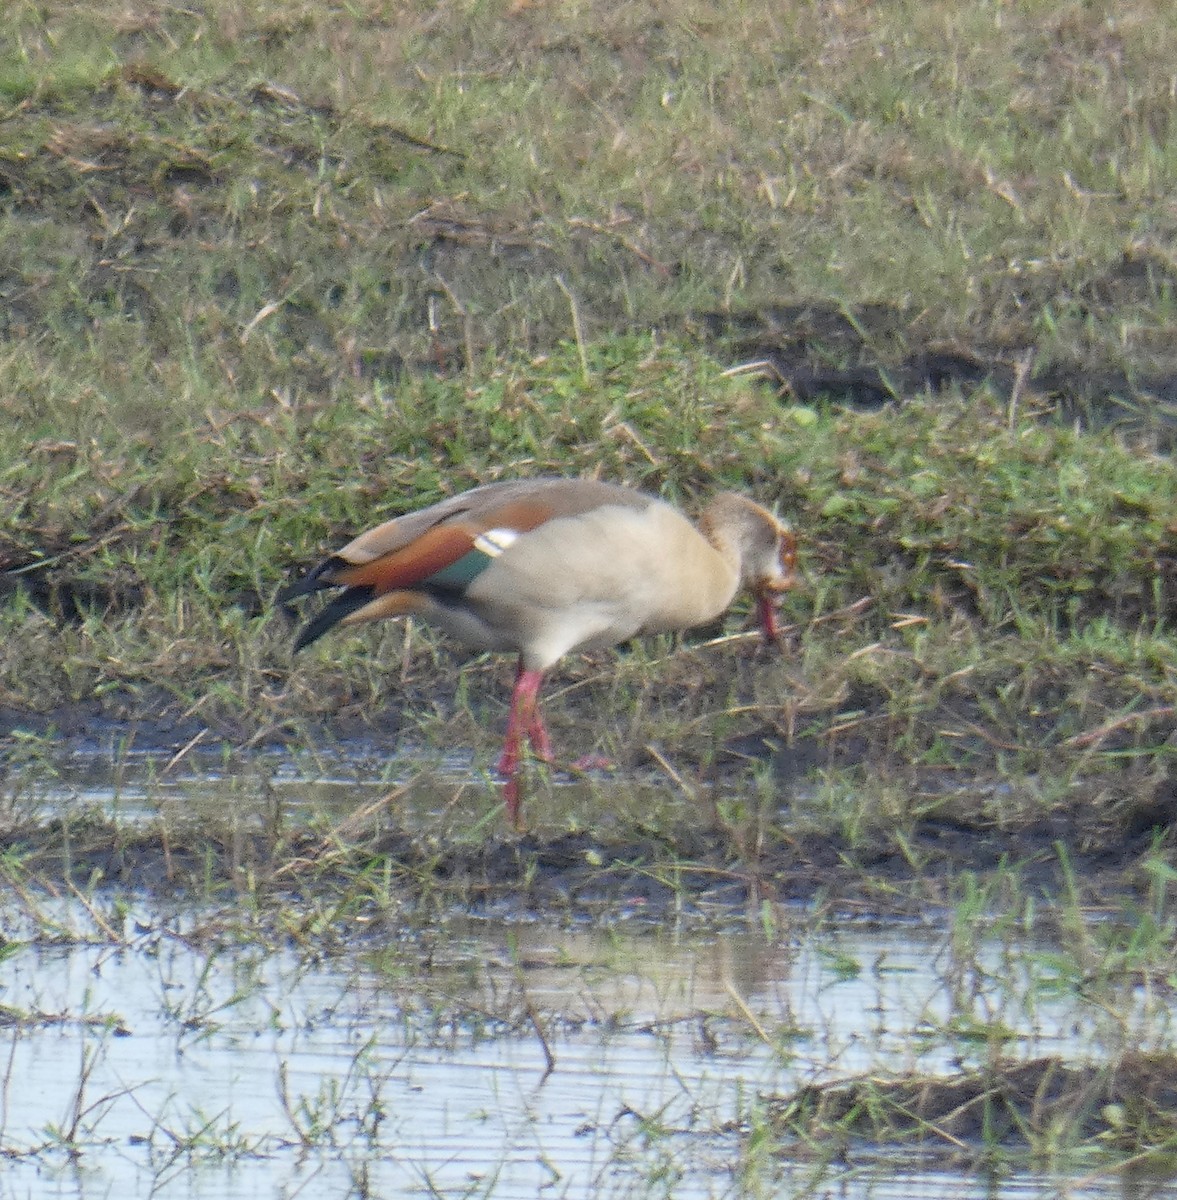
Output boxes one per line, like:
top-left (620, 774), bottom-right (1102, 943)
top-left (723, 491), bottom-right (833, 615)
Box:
top-left (282, 478), bottom-right (796, 825)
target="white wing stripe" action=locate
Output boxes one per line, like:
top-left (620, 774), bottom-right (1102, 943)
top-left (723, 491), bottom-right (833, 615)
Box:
top-left (473, 528), bottom-right (520, 558)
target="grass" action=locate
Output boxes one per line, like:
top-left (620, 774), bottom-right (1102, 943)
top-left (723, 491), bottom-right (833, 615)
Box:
top-left (758, 857), bottom-right (1177, 1179)
top-left (5, 3), bottom-right (1177, 392)
top-left (2, 3), bottom-right (1177, 1182)
top-left (2, 347), bottom-right (1172, 822)
top-left (767, 1052), bottom-right (1177, 1176)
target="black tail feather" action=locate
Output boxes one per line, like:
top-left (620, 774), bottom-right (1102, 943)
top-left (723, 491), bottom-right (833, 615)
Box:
top-left (293, 587), bottom-right (374, 651)
top-left (277, 556), bottom-right (347, 606)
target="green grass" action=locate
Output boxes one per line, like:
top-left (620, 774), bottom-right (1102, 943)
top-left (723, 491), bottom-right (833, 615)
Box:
top-left (1, 338), bottom-right (1174, 844)
top-left (5, 1), bottom-right (1177, 385)
top-left (0, 0), bottom-right (1174, 861)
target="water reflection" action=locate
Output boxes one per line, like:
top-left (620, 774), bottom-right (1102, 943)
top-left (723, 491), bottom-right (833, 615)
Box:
top-left (0, 903), bottom-right (1173, 1199)
top-left (2, 756), bottom-right (1175, 1197)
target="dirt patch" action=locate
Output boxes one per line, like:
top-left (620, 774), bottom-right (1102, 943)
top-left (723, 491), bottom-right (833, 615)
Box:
top-left (699, 282), bottom-right (1177, 450)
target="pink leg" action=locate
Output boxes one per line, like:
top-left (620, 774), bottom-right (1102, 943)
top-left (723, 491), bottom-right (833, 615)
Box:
top-left (757, 593), bottom-right (780, 645)
top-left (501, 663), bottom-right (553, 762)
top-left (501, 773), bottom-right (524, 830)
top-left (497, 665), bottom-right (546, 827)
top-left (525, 706), bottom-right (553, 763)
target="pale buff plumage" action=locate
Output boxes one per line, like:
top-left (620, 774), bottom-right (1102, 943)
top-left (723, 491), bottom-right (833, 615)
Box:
top-left (283, 478), bottom-right (796, 825)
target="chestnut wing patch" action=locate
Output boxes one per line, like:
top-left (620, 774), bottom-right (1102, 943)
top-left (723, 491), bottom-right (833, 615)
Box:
top-left (333, 499), bottom-right (553, 596)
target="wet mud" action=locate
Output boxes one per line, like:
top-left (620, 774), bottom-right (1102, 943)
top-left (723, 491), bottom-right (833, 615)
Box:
top-left (2, 726), bottom-right (1173, 921)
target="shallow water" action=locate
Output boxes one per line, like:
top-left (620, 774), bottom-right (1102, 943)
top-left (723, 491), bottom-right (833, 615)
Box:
top-left (1, 759), bottom-right (1176, 1199)
top-left (1, 910), bottom-right (1172, 1198)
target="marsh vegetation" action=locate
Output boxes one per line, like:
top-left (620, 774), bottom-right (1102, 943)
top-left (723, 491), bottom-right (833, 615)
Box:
top-left (2, 0), bottom-right (1177, 1193)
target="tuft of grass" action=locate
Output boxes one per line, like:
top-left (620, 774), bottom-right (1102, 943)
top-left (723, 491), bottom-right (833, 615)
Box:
top-left (768, 1051), bottom-right (1177, 1172)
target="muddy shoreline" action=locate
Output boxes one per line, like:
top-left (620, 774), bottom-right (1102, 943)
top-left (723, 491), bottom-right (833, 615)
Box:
top-left (4, 699), bottom-right (1172, 921)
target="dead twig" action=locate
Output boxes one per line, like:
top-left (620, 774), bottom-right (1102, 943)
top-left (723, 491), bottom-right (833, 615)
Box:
top-left (566, 216), bottom-right (671, 275)
top-left (1065, 707), bottom-right (1176, 750)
